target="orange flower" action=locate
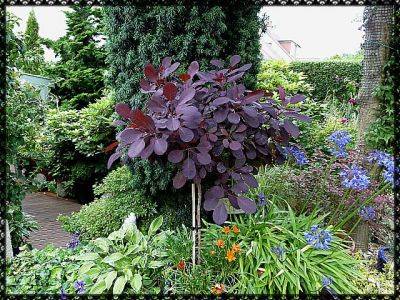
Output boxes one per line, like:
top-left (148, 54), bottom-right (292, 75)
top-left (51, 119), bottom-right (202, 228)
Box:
top-left (222, 226), bottom-right (230, 234)
top-left (231, 243), bottom-right (241, 253)
top-left (216, 239), bottom-right (225, 248)
top-left (232, 225), bottom-right (240, 234)
top-left (177, 260), bottom-right (185, 271)
top-left (210, 250), bottom-right (216, 256)
top-left (225, 249), bottom-right (236, 262)
top-left (211, 283), bottom-right (225, 295)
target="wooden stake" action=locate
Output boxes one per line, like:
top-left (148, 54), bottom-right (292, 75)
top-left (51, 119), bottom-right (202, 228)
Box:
top-left (191, 183), bottom-right (196, 265)
top-left (196, 183), bottom-right (202, 264)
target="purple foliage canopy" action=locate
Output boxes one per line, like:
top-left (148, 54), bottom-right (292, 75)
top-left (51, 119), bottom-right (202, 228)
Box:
top-left (108, 55), bottom-right (308, 224)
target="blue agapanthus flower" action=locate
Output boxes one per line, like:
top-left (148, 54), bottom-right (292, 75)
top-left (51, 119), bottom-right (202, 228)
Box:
top-left (60, 287), bottom-right (67, 300)
top-left (322, 276), bottom-right (333, 287)
top-left (339, 165), bottom-right (370, 191)
top-left (367, 150), bottom-right (392, 167)
top-left (304, 225), bottom-right (332, 250)
top-left (74, 281), bottom-right (85, 294)
top-left (271, 246), bottom-right (285, 258)
top-left (327, 130), bottom-right (351, 158)
top-left (287, 145), bottom-right (309, 165)
top-left (377, 246), bottom-right (389, 263)
top-left (359, 206), bottom-right (376, 221)
top-left (258, 192), bottom-right (266, 207)
top-left (67, 233), bottom-right (80, 250)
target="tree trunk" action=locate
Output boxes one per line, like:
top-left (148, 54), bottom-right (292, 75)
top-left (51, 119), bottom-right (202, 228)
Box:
top-left (6, 220), bottom-right (13, 260)
top-left (355, 6), bottom-right (394, 251)
top-left (357, 6), bottom-right (394, 148)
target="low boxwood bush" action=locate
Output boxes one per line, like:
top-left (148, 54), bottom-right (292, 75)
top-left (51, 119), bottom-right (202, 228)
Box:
top-left (289, 60), bottom-right (362, 101)
top-left (58, 166), bottom-right (156, 241)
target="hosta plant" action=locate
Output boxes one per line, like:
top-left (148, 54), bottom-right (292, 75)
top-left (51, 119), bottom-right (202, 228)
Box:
top-left (108, 55), bottom-right (309, 224)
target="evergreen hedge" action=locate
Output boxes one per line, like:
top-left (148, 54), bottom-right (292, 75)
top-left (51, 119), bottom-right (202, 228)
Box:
top-left (289, 61), bottom-right (362, 101)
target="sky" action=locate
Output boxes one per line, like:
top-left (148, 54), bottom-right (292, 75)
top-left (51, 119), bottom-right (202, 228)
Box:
top-left (8, 6), bottom-right (364, 61)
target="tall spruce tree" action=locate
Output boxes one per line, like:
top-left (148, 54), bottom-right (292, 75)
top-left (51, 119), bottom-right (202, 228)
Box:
top-left (46, 6), bottom-right (106, 109)
top-left (21, 10), bottom-right (45, 74)
top-left (104, 5), bottom-right (262, 227)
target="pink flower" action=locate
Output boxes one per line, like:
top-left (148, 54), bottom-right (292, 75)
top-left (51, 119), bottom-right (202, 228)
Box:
top-left (348, 98), bottom-right (357, 105)
top-left (340, 117), bottom-right (348, 124)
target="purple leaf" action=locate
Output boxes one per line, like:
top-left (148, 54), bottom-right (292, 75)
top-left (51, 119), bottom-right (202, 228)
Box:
top-left (212, 97), bottom-right (231, 106)
top-left (140, 138), bottom-right (155, 159)
top-left (203, 197), bottom-right (219, 211)
top-left (154, 138), bottom-right (168, 155)
top-left (204, 185), bottom-right (224, 201)
top-left (246, 149), bottom-right (257, 160)
top-left (179, 127), bottom-right (194, 142)
top-left (236, 123), bottom-right (247, 133)
top-left (243, 106), bottom-right (258, 118)
top-left (284, 111), bottom-right (311, 122)
top-left (229, 140), bottom-right (242, 151)
top-left (277, 86), bottom-right (286, 102)
top-left (164, 62), bottom-right (180, 77)
top-left (167, 118), bottom-right (180, 131)
top-left (213, 202), bottom-right (228, 225)
top-left (228, 112), bottom-right (240, 124)
top-left (284, 119), bottom-right (300, 138)
top-left (197, 152), bottom-right (211, 165)
top-left (227, 72), bottom-right (244, 83)
top-left (230, 55), bottom-right (241, 67)
top-left (223, 139), bottom-right (230, 148)
top-left (243, 90), bottom-right (264, 104)
top-left (168, 149), bottom-right (184, 163)
top-left (214, 109), bottom-right (228, 123)
top-left (290, 94), bottom-right (306, 104)
top-left (140, 79), bottom-right (151, 92)
top-left (232, 181), bottom-right (249, 194)
top-left (115, 103), bottom-right (131, 119)
top-left (144, 64), bottom-right (158, 81)
top-left (208, 133), bottom-right (218, 142)
top-left (229, 63), bottom-right (252, 75)
top-left (119, 128), bottom-right (141, 143)
top-left (173, 172), bottom-right (187, 189)
top-left (107, 152), bottom-right (121, 169)
top-left (128, 139), bottom-right (145, 158)
top-left (183, 157), bottom-right (196, 179)
top-left (179, 87), bottom-right (196, 105)
top-left (237, 197), bottom-right (257, 214)
top-left (188, 61), bottom-right (199, 76)
top-left (162, 57), bottom-right (172, 68)
top-left (242, 173), bottom-right (258, 188)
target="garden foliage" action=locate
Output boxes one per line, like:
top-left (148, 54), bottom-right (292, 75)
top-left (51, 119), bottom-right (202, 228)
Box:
top-left (289, 61), bottom-right (362, 101)
top-left (103, 6), bottom-right (263, 220)
top-left (44, 6), bottom-right (106, 109)
top-left (58, 166), bottom-right (156, 241)
top-left (109, 55), bottom-right (309, 224)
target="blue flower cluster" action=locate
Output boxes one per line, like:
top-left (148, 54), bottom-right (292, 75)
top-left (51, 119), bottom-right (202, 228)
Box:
top-left (377, 246), bottom-right (389, 264)
top-left (322, 276), bottom-right (333, 287)
top-left (271, 246), bottom-right (285, 258)
top-left (287, 145), bottom-right (309, 165)
top-left (60, 287), bottom-right (67, 300)
top-left (367, 150), bottom-right (396, 186)
top-left (67, 233), bottom-right (80, 250)
top-left (74, 280), bottom-right (85, 294)
top-left (327, 130), bottom-right (351, 158)
top-left (304, 225), bottom-right (332, 250)
top-left (359, 206), bottom-right (375, 221)
top-left (339, 164), bottom-right (370, 191)
top-left (258, 192), bottom-right (266, 207)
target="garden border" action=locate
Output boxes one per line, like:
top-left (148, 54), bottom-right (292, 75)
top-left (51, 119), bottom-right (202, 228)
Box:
top-left (1, 1), bottom-right (399, 298)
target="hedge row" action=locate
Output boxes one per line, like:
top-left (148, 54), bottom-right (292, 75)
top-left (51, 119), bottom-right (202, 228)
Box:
top-left (289, 61), bottom-right (362, 101)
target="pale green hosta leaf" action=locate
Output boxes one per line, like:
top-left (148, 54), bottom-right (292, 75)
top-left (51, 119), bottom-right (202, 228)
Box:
top-left (113, 276), bottom-right (127, 294)
top-left (90, 279), bottom-right (107, 294)
top-left (78, 262), bottom-right (95, 275)
top-left (131, 273), bottom-right (142, 292)
top-left (94, 238), bottom-right (111, 253)
top-left (104, 271), bottom-right (117, 290)
top-left (147, 216), bottom-right (163, 236)
top-left (73, 252), bottom-right (100, 261)
top-left (103, 253), bottom-right (124, 265)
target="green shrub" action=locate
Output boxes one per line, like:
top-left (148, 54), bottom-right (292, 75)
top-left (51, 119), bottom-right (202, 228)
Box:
top-left (7, 216), bottom-right (171, 295)
top-left (59, 166), bottom-right (156, 240)
top-left (289, 61), bottom-right (362, 101)
top-left (256, 60), bottom-right (313, 97)
top-left (38, 96), bottom-right (114, 199)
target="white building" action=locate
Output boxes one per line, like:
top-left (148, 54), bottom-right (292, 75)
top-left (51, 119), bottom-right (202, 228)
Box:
top-left (260, 29), bottom-right (301, 62)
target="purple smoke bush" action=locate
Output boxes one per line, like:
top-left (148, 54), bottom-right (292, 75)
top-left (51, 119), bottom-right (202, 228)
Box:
top-left (107, 55), bottom-right (309, 224)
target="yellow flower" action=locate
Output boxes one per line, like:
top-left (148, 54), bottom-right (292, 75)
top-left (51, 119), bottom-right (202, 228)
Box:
top-left (222, 226), bottom-right (230, 234)
top-left (225, 249), bottom-right (236, 262)
top-left (216, 239), bottom-right (225, 248)
top-left (210, 250), bottom-right (216, 256)
top-left (231, 243), bottom-right (241, 253)
top-left (232, 225), bottom-right (240, 234)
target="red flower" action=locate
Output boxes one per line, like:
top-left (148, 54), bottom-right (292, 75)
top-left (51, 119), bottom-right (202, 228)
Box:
top-left (177, 260), bottom-right (185, 271)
